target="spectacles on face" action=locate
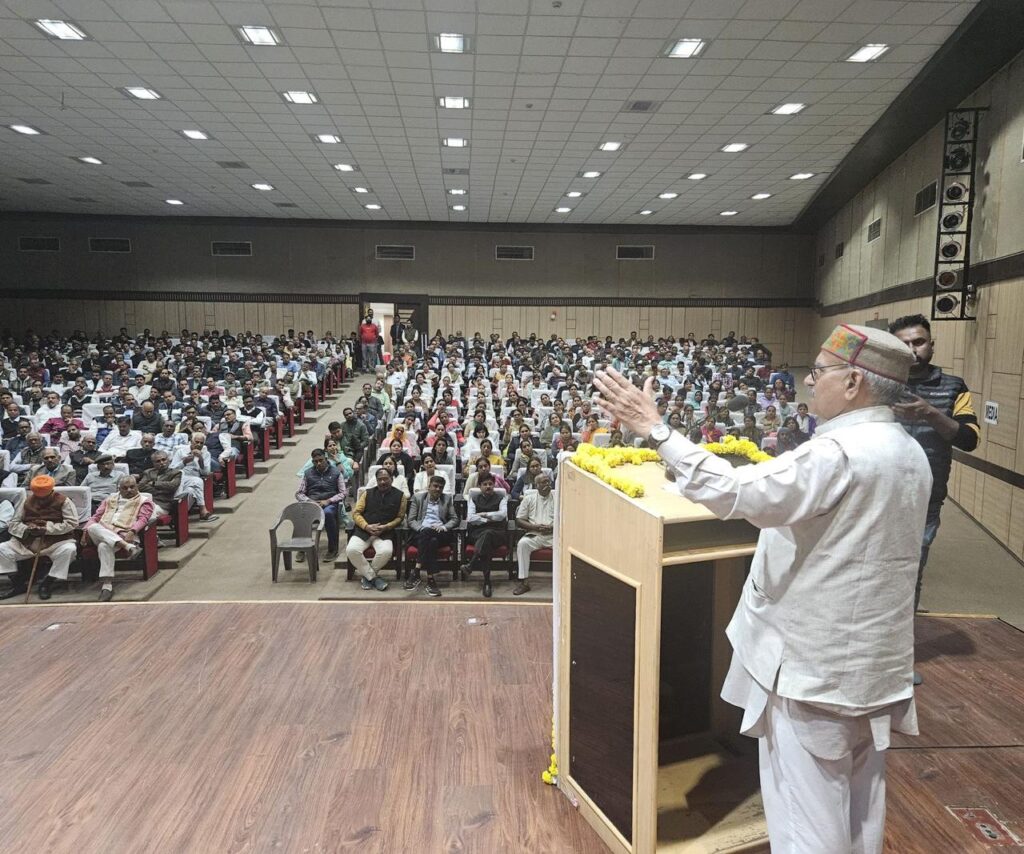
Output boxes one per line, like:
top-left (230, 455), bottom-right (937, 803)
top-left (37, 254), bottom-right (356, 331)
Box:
top-left (808, 364), bottom-right (850, 383)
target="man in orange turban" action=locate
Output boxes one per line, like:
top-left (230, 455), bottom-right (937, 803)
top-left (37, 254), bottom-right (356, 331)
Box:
top-left (0, 475), bottom-right (80, 600)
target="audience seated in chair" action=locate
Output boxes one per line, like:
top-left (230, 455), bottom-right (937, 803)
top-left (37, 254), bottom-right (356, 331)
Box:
top-left (81, 475), bottom-right (154, 601)
top-left (346, 467), bottom-right (406, 592)
top-left (514, 471), bottom-right (555, 596)
top-left (404, 475), bottom-right (458, 597)
top-left (460, 473), bottom-right (509, 598)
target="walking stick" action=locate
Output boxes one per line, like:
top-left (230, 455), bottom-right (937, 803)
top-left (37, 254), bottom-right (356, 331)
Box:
top-left (23, 543), bottom-right (43, 605)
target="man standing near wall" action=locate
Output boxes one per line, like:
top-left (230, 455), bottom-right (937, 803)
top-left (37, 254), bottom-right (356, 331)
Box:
top-left (359, 312), bottom-right (380, 374)
top-left (888, 314), bottom-right (980, 683)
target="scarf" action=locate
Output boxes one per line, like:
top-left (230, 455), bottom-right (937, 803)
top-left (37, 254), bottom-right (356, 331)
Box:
top-left (100, 492), bottom-right (146, 531)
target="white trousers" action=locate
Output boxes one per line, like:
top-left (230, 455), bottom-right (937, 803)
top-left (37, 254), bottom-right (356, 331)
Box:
top-left (759, 693), bottom-right (886, 854)
top-left (0, 539), bottom-right (77, 580)
top-left (346, 533), bottom-right (393, 580)
top-left (86, 525), bottom-right (138, 579)
top-left (516, 533), bottom-right (553, 579)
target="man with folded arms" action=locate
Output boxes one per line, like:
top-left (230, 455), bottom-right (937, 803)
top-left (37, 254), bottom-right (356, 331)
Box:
top-left (513, 471), bottom-right (554, 596)
top-left (594, 325), bottom-right (931, 854)
top-left (0, 475), bottom-right (79, 601)
top-left (461, 472), bottom-right (509, 598)
top-left (347, 467), bottom-right (406, 592)
top-left (82, 475), bottom-right (154, 601)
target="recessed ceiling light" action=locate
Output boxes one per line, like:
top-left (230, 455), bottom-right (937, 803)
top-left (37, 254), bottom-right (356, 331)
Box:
top-left (566, 191), bottom-right (583, 198)
top-left (251, 183), bottom-right (274, 191)
top-left (658, 192), bottom-right (678, 200)
top-left (34, 19), bottom-right (88, 40)
top-left (639, 209), bottom-right (654, 216)
top-left (124, 86), bottom-right (161, 100)
top-left (9, 124), bottom-right (42, 136)
top-left (846, 43), bottom-right (889, 63)
top-left (448, 188), bottom-right (467, 195)
top-left (439, 96), bottom-right (470, 109)
top-left (598, 141), bottom-right (622, 151)
top-left (790, 172), bottom-right (815, 180)
top-left (720, 143), bottom-right (749, 153)
top-left (315, 133), bottom-right (341, 144)
top-left (76, 156), bottom-right (104, 165)
top-left (579, 171), bottom-right (601, 179)
top-left (333, 163), bottom-right (356, 172)
top-left (665, 38), bottom-right (707, 58)
top-left (555, 206), bottom-right (572, 213)
top-left (165, 199), bottom-right (184, 206)
top-left (751, 193), bottom-right (772, 200)
top-left (181, 129), bottom-right (209, 140)
top-left (720, 210), bottom-right (738, 216)
top-left (434, 33), bottom-right (468, 53)
top-left (687, 173), bottom-right (707, 180)
top-left (451, 204), bottom-right (466, 211)
top-left (771, 102), bottom-right (806, 115)
top-left (365, 203), bottom-right (382, 210)
top-left (282, 90), bottom-right (318, 105)
top-left (353, 187), bottom-right (369, 193)
top-left (443, 137), bottom-right (468, 147)
top-left (238, 25), bottom-right (280, 46)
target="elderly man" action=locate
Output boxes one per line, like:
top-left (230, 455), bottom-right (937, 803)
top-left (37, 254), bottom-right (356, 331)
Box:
top-left (0, 475), bottom-right (79, 601)
top-left (154, 419), bottom-right (188, 457)
top-left (28, 446), bottom-right (78, 487)
top-left (12, 432), bottom-right (47, 484)
top-left (69, 433), bottom-right (100, 481)
top-left (513, 471), bottom-right (554, 596)
top-left (594, 325), bottom-right (931, 854)
top-left (137, 451), bottom-right (182, 517)
top-left (81, 454), bottom-right (125, 509)
top-left (295, 448), bottom-right (346, 562)
top-left (81, 475), bottom-right (154, 601)
top-left (169, 433), bottom-right (219, 523)
top-left (124, 433), bottom-right (157, 476)
top-left (405, 475), bottom-right (458, 597)
top-left (347, 467), bottom-right (406, 592)
top-left (99, 416), bottom-right (142, 459)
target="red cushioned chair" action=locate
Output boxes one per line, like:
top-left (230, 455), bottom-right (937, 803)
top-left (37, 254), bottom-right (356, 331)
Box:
top-left (78, 523), bottom-right (160, 581)
top-left (344, 529), bottom-right (401, 582)
top-left (153, 496), bottom-right (190, 547)
top-left (464, 541), bottom-right (514, 580)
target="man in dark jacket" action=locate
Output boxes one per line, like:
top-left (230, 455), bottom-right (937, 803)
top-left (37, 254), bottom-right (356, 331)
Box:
top-left (460, 473), bottom-right (509, 598)
top-left (346, 467), bottom-right (406, 591)
top-left (295, 449), bottom-right (346, 561)
top-left (137, 451), bottom-right (182, 516)
top-left (405, 475), bottom-right (458, 597)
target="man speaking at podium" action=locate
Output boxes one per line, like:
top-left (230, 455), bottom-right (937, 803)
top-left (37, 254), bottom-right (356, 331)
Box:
top-left (594, 325), bottom-right (931, 854)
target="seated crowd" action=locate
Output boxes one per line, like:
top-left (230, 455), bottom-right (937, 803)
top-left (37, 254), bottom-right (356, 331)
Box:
top-left (292, 327), bottom-right (806, 599)
top-left (0, 326), bottom-right (350, 601)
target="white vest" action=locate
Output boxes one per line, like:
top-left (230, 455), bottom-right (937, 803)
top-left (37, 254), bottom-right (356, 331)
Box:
top-left (726, 407), bottom-right (931, 711)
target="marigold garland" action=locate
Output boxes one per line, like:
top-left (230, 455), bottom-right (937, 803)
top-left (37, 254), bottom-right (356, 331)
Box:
top-left (571, 443), bottom-right (660, 498)
top-left (704, 435), bottom-right (774, 464)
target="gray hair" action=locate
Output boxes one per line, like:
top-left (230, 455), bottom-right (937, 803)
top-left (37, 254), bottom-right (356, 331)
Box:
top-left (860, 370), bottom-right (905, 406)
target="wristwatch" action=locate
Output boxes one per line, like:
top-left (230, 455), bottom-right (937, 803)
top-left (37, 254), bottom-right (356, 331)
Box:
top-left (648, 422), bottom-right (671, 451)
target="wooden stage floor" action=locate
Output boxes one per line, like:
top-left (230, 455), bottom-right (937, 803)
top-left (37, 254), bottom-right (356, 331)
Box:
top-left (0, 606), bottom-right (1020, 853)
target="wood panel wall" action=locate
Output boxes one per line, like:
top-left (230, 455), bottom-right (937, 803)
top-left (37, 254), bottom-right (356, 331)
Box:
top-left (814, 277), bottom-right (1024, 563)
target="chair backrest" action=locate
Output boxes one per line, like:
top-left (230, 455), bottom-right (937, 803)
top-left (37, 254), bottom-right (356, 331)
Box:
top-left (467, 487), bottom-right (507, 502)
top-left (53, 486), bottom-right (92, 523)
top-left (82, 402), bottom-right (106, 420)
top-left (0, 487), bottom-right (24, 513)
top-left (592, 432), bottom-right (611, 447)
top-left (277, 501), bottom-right (324, 536)
top-left (367, 463), bottom-right (406, 483)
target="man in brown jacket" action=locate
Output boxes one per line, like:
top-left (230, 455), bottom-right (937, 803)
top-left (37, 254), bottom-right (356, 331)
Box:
top-left (137, 451), bottom-right (182, 515)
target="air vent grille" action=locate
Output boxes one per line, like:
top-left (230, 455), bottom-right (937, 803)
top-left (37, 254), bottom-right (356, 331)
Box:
top-left (122, 180), bottom-right (153, 188)
top-left (274, 202), bottom-right (298, 208)
top-left (495, 245), bottom-right (534, 261)
top-left (19, 236), bottom-right (60, 252)
top-left (617, 244), bottom-right (655, 261)
top-left (89, 237), bottom-right (132, 253)
top-left (211, 241), bottom-right (252, 257)
top-left (867, 218), bottom-right (882, 243)
top-left (443, 168), bottom-right (469, 175)
top-left (375, 244), bottom-right (415, 261)
top-left (914, 181), bottom-right (937, 215)
top-left (835, 241), bottom-right (845, 259)
top-left (70, 196), bottom-right (97, 203)
top-left (216, 161), bottom-right (249, 169)
top-left (622, 100), bottom-right (659, 113)
top-left (19, 178), bottom-right (51, 185)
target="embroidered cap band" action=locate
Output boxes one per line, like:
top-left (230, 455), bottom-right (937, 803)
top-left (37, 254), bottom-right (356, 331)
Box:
top-left (821, 324), bottom-right (914, 383)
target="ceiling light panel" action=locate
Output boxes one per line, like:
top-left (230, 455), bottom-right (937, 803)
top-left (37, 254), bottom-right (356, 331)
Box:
top-left (443, 137), bottom-right (468, 147)
top-left (439, 97), bottom-right (470, 109)
top-left (76, 156), bottom-right (104, 165)
top-left (658, 192), bottom-right (678, 199)
top-left (251, 183), bottom-right (274, 191)
top-left (451, 205), bottom-right (466, 211)
top-left (554, 207), bottom-right (572, 213)
top-left (447, 188), bottom-right (466, 195)
top-left (665, 38), bottom-right (706, 58)
top-left (579, 171), bottom-right (601, 179)
top-left (34, 19), bottom-right (88, 40)
top-left (282, 90), bottom-right (318, 105)
top-left (751, 193), bottom-right (772, 200)
top-left (687, 173), bottom-right (707, 181)
top-left (124, 86), bottom-right (161, 100)
top-left (771, 103), bottom-right (806, 115)
top-left (165, 199), bottom-right (184, 205)
top-left (720, 143), bottom-right (748, 153)
top-left (10, 124), bottom-right (42, 135)
top-left (598, 141), bottom-right (622, 151)
top-left (238, 26), bottom-right (280, 46)
top-left (365, 204), bottom-right (381, 210)
top-left (181, 129), bottom-right (209, 140)
top-left (790, 172), bottom-right (815, 180)
top-left (333, 163), bottom-right (357, 172)
top-left (433, 33), bottom-right (469, 53)
top-left (720, 210), bottom-right (738, 216)
top-left (846, 44), bottom-right (889, 63)
top-left (315, 133), bottom-right (342, 144)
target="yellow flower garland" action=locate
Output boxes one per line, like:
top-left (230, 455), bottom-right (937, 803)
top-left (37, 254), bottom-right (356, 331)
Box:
top-left (571, 443), bottom-right (660, 497)
top-left (704, 435), bottom-right (773, 464)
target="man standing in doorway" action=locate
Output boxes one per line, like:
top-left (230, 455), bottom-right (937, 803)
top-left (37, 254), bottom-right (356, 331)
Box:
top-left (359, 311), bottom-right (380, 374)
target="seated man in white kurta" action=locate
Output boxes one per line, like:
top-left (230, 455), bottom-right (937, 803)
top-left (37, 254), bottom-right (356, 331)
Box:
top-left (594, 324), bottom-right (931, 854)
top-left (82, 476), bottom-right (154, 602)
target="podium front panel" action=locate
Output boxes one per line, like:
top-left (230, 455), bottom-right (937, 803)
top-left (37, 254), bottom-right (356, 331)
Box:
top-left (569, 554), bottom-right (637, 844)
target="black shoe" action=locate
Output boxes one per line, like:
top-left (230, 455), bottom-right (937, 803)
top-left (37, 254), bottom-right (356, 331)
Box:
top-left (512, 580), bottom-right (531, 596)
top-left (403, 574), bottom-right (421, 591)
top-left (38, 578), bottom-right (55, 601)
top-left (459, 562), bottom-right (474, 581)
top-left (0, 582), bottom-right (28, 600)
top-left (98, 587), bottom-right (114, 602)
top-left (483, 581), bottom-right (492, 598)
top-left (426, 578), bottom-right (442, 597)
top-left (324, 550), bottom-right (338, 561)
top-left (295, 552), bottom-right (305, 563)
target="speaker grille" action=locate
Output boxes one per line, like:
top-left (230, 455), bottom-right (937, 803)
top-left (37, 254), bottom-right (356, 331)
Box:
top-left (616, 245), bottom-right (654, 260)
top-left (211, 241), bottom-right (252, 256)
top-left (495, 245), bottom-right (534, 261)
top-left (18, 236), bottom-right (60, 252)
top-left (89, 238), bottom-right (132, 253)
top-left (375, 244), bottom-right (415, 260)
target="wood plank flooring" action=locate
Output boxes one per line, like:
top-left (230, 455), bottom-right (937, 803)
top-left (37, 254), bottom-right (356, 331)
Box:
top-left (0, 602), bottom-right (603, 854)
top-left (0, 609), bottom-right (1021, 853)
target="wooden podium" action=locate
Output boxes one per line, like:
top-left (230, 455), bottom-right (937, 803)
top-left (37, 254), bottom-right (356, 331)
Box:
top-left (555, 459), bottom-right (768, 854)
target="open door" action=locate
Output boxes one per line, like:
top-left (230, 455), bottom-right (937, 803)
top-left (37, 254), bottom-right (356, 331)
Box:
top-left (359, 292), bottom-right (428, 359)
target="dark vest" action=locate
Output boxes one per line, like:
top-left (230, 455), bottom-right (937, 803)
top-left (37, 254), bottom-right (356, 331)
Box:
top-left (472, 491), bottom-right (506, 531)
top-left (357, 486), bottom-right (403, 535)
top-left (303, 466), bottom-right (341, 502)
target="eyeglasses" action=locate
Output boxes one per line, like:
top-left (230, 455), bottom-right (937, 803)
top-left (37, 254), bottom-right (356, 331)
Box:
top-left (808, 364), bottom-right (851, 382)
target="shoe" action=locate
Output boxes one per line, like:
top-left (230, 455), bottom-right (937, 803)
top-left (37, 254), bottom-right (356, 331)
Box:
top-left (156, 537), bottom-right (174, 549)
top-left (512, 580), bottom-right (531, 596)
top-left (38, 578), bottom-right (55, 601)
top-left (403, 574), bottom-right (421, 591)
top-left (459, 562), bottom-right (474, 581)
top-left (198, 514), bottom-right (220, 523)
top-left (360, 577), bottom-right (373, 590)
top-left (426, 578), bottom-right (442, 597)
top-left (913, 671), bottom-right (923, 686)
top-left (0, 582), bottom-right (27, 600)
top-left (324, 550), bottom-right (338, 561)
top-left (483, 581), bottom-right (493, 598)
top-left (372, 577), bottom-right (389, 592)
top-left (295, 552), bottom-right (306, 563)
top-left (98, 587), bottom-right (114, 602)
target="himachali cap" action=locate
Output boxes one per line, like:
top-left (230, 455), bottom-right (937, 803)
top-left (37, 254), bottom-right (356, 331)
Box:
top-left (30, 475), bottom-right (55, 496)
top-left (821, 324), bottom-right (914, 383)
